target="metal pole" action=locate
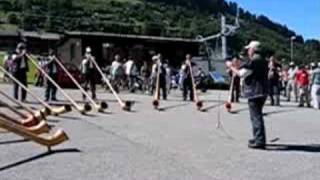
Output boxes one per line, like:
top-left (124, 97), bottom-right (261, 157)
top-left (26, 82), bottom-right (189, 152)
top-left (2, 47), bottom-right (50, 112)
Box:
top-left (291, 39), bottom-right (293, 62)
top-left (221, 15), bottom-right (227, 60)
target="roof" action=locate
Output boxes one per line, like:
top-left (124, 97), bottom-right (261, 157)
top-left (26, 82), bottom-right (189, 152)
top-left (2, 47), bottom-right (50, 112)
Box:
top-left (21, 31), bottom-right (61, 40)
top-left (0, 30), bottom-right (60, 40)
top-left (65, 31), bottom-right (199, 43)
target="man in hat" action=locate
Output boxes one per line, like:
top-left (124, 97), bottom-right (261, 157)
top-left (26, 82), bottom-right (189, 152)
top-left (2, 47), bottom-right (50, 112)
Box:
top-left (11, 42), bottom-right (29, 101)
top-left (80, 47), bottom-right (97, 100)
top-left (180, 54), bottom-right (194, 101)
top-left (151, 54), bottom-right (167, 100)
top-left (44, 49), bottom-right (58, 101)
top-left (227, 41), bottom-right (269, 149)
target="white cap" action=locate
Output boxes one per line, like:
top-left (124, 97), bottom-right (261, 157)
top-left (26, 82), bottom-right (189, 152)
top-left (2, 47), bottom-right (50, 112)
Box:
top-left (311, 62), bottom-right (316, 67)
top-left (289, 62), bottom-right (295, 66)
top-left (152, 55), bottom-right (158, 61)
top-left (318, 62), bottom-right (320, 67)
top-left (245, 41), bottom-right (261, 50)
top-left (86, 47), bottom-right (92, 53)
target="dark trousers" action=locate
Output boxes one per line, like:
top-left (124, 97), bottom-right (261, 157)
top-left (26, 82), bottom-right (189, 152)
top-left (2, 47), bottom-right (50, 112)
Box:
top-left (183, 78), bottom-right (194, 101)
top-left (231, 77), bottom-right (240, 102)
top-left (156, 77), bottom-right (167, 100)
top-left (82, 73), bottom-right (96, 99)
top-left (13, 71), bottom-right (27, 101)
top-left (269, 82), bottom-right (280, 105)
top-left (248, 97), bottom-right (266, 145)
top-left (45, 73), bottom-right (57, 101)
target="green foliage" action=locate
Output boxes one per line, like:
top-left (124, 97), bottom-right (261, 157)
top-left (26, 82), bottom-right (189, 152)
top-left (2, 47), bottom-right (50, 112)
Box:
top-left (0, 0), bottom-right (319, 63)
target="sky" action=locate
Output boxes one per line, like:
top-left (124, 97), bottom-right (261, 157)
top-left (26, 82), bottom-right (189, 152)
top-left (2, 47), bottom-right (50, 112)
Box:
top-left (226, 0), bottom-right (320, 40)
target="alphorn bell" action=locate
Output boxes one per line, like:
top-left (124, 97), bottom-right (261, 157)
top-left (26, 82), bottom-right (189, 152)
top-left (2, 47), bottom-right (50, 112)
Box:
top-left (0, 99), bottom-right (39, 127)
top-left (0, 89), bottom-right (47, 124)
top-left (26, 54), bottom-right (91, 114)
top-left (225, 75), bottom-right (235, 112)
top-left (152, 62), bottom-right (161, 109)
top-left (187, 61), bottom-right (203, 111)
top-left (88, 55), bottom-right (132, 111)
top-left (0, 65), bottom-right (70, 116)
top-left (53, 56), bottom-right (108, 112)
top-left (0, 112), bottom-right (49, 134)
top-left (0, 117), bottom-right (68, 152)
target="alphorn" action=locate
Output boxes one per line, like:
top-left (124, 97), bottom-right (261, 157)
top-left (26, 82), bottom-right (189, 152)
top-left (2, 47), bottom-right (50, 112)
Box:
top-left (152, 62), bottom-right (161, 109)
top-left (187, 61), bottom-right (203, 111)
top-left (0, 112), bottom-right (49, 135)
top-left (26, 54), bottom-right (91, 114)
top-left (0, 117), bottom-right (68, 151)
top-left (53, 56), bottom-right (107, 112)
top-left (0, 65), bottom-right (70, 116)
top-left (88, 56), bottom-right (132, 111)
top-left (0, 89), bottom-right (46, 123)
top-left (225, 75), bottom-right (235, 112)
top-left (0, 99), bottom-right (39, 127)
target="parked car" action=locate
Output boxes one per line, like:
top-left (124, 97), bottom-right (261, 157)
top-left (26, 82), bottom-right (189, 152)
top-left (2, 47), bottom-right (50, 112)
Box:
top-left (56, 63), bottom-right (83, 89)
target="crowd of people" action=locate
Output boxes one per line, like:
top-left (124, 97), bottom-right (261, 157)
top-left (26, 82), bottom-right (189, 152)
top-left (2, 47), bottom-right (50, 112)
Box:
top-left (2, 44), bottom-right (206, 103)
top-left (227, 50), bottom-right (320, 110)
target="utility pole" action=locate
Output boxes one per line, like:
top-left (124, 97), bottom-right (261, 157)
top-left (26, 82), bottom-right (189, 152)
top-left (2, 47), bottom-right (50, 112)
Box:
top-left (221, 15), bottom-right (227, 60)
top-left (290, 36), bottom-right (296, 62)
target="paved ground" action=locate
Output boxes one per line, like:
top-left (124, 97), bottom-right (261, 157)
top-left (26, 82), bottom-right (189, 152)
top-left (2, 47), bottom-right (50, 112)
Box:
top-left (1, 84), bottom-right (320, 180)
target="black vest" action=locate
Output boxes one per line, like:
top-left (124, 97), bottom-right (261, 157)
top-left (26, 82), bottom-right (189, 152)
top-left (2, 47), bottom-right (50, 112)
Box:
top-left (242, 55), bottom-right (269, 99)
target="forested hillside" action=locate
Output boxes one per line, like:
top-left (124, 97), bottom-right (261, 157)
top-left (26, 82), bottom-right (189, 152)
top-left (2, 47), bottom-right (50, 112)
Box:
top-left (0, 0), bottom-right (319, 63)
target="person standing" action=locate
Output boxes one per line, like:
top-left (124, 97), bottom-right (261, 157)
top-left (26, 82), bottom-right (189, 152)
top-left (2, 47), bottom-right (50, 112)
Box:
top-left (227, 41), bottom-right (269, 149)
top-left (140, 61), bottom-right (150, 94)
top-left (110, 54), bottom-right (124, 93)
top-left (231, 55), bottom-right (241, 103)
top-left (151, 54), bottom-right (167, 100)
top-left (11, 42), bottom-right (29, 101)
top-left (80, 47), bottom-right (97, 100)
top-left (311, 65), bottom-right (320, 109)
top-left (124, 57), bottom-right (137, 92)
top-left (44, 49), bottom-right (58, 101)
top-left (268, 55), bottom-right (282, 106)
top-left (287, 62), bottom-right (298, 102)
top-left (180, 54), bottom-right (194, 101)
top-left (296, 65), bottom-right (311, 107)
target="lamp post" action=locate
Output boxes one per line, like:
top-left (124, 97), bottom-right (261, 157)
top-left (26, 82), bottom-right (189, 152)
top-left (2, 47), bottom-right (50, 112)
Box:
top-left (290, 36), bottom-right (296, 62)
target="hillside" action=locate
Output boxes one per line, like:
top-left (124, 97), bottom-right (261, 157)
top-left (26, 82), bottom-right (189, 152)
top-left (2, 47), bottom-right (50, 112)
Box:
top-left (0, 0), bottom-right (319, 64)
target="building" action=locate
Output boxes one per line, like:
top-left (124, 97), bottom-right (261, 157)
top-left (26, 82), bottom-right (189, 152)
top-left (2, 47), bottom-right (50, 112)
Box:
top-left (57, 31), bottom-right (200, 68)
top-left (0, 30), bottom-right (201, 69)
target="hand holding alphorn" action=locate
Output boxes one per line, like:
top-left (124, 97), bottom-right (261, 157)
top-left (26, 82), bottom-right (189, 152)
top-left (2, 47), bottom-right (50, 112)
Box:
top-left (88, 56), bottom-right (132, 111)
top-left (187, 61), bottom-right (203, 111)
top-left (26, 54), bottom-right (89, 114)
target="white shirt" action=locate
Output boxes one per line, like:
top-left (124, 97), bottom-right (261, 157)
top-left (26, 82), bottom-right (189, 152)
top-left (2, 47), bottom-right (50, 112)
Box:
top-left (124, 60), bottom-right (134, 75)
top-left (111, 61), bottom-right (122, 76)
top-left (288, 68), bottom-right (297, 80)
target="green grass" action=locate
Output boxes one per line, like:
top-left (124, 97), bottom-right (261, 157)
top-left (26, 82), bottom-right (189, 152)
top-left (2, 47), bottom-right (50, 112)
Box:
top-left (0, 52), bottom-right (37, 84)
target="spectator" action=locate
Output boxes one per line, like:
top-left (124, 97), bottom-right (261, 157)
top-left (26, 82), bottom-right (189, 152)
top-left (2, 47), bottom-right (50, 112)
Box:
top-left (296, 65), bottom-right (311, 107)
top-left (311, 64), bottom-right (320, 109)
top-left (287, 62), bottom-right (298, 102)
top-left (110, 54), bottom-right (124, 93)
top-left (268, 55), bottom-right (282, 106)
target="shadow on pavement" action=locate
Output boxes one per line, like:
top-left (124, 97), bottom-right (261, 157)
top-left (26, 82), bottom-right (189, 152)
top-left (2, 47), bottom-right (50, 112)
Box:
top-left (0, 139), bottom-right (30, 145)
top-left (0, 148), bottom-right (81, 172)
top-left (266, 144), bottom-right (320, 153)
top-left (263, 109), bottom-right (297, 116)
top-left (201, 103), bottom-right (224, 112)
top-left (158, 103), bottom-right (189, 112)
top-left (230, 107), bottom-right (249, 114)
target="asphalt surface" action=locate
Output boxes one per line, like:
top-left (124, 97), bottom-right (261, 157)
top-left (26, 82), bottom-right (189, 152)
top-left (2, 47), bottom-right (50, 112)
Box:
top-left (1, 84), bottom-right (320, 180)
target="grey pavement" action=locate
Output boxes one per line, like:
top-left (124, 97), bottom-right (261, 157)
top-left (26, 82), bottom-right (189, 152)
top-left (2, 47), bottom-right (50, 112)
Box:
top-left (0, 84), bottom-right (320, 180)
